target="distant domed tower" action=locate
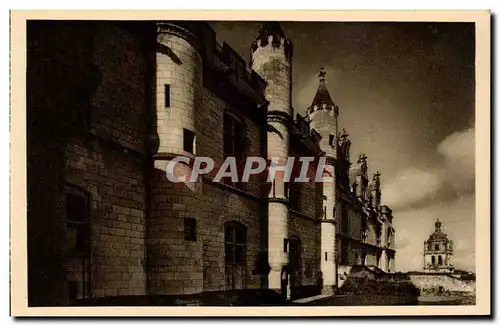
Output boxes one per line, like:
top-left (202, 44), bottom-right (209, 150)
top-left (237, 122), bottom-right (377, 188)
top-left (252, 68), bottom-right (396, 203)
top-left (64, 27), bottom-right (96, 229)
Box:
top-left (423, 219), bottom-right (454, 273)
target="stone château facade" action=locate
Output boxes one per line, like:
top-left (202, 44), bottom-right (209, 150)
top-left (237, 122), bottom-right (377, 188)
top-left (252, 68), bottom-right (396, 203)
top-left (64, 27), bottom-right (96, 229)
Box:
top-left (26, 20), bottom-right (396, 306)
top-left (423, 219), bottom-right (454, 273)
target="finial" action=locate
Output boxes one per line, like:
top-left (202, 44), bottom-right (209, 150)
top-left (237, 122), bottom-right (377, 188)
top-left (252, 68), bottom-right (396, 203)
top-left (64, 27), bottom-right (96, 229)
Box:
top-left (357, 153), bottom-right (368, 176)
top-left (317, 67), bottom-right (326, 83)
top-left (341, 127), bottom-right (349, 139)
top-left (373, 171), bottom-right (381, 187)
top-left (435, 219), bottom-right (442, 232)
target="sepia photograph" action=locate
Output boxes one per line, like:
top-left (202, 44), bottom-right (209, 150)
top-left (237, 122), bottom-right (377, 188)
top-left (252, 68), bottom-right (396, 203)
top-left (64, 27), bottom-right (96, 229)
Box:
top-left (10, 10), bottom-right (490, 317)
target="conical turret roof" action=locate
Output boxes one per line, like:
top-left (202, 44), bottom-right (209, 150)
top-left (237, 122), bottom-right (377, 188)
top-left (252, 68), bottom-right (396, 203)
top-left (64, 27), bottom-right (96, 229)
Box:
top-left (310, 67), bottom-right (335, 108)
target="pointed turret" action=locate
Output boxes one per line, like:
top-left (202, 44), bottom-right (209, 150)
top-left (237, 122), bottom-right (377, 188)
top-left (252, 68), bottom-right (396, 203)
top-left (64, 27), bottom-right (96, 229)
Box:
top-left (306, 68), bottom-right (339, 159)
top-left (310, 67), bottom-right (335, 108)
top-left (306, 67), bottom-right (339, 117)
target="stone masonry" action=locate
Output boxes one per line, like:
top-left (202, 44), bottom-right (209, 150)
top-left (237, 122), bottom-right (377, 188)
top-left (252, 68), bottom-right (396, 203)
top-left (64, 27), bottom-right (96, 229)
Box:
top-left (26, 20), bottom-right (396, 305)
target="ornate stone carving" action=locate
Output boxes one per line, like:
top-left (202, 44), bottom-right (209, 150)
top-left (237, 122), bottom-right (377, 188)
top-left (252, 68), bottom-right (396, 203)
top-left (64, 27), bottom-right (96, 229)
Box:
top-left (372, 171), bottom-right (381, 189)
top-left (357, 153), bottom-right (368, 176)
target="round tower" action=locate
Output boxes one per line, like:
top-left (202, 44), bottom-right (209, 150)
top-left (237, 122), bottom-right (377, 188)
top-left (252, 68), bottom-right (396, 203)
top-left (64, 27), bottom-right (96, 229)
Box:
top-left (305, 68), bottom-right (339, 294)
top-left (155, 22), bottom-right (202, 157)
top-left (250, 22), bottom-right (293, 117)
top-left (250, 22), bottom-right (293, 297)
top-left (148, 21), bottom-right (203, 295)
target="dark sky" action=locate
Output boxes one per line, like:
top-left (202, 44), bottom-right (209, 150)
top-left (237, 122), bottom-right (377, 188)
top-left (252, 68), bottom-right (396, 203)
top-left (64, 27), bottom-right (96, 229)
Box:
top-left (209, 21), bottom-right (476, 272)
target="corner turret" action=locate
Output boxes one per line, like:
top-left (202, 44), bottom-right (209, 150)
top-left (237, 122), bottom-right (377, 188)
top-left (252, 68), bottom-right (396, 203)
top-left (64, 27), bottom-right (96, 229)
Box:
top-left (306, 68), bottom-right (339, 158)
top-left (250, 22), bottom-right (293, 64)
top-left (250, 21), bottom-right (293, 299)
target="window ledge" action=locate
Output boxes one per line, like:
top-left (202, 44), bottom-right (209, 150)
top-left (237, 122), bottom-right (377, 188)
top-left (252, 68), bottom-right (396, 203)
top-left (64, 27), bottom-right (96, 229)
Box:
top-left (204, 178), bottom-right (260, 201)
top-left (289, 209), bottom-right (316, 222)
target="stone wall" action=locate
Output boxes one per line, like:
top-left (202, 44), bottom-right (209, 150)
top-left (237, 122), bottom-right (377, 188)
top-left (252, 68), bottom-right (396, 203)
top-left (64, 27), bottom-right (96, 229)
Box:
top-left (365, 217), bottom-right (379, 246)
top-left (28, 20), bottom-right (77, 306)
top-left (65, 22), bottom-right (150, 298)
top-left (347, 206), bottom-right (362, 240)
top-left (65, 138), bottom-right (147, 298)
top-left (27, 20), bottom-right (397, 305)
top-left (289, 212), bottom-right (320, 287)
top-left (408, 273), bottom-right (476, 293)
top-left (198, 88), bottom-right (265, 293)
top-left (366, 251), bottom-right (379, 266)
top-left (27, 21), bottom-right (151, 305)
top-left (90, 22), bottom-right (149, 153)
top-left (201, 184), bottom-right (262, 291)
top-left (337, 265), bottom-right (353, 288)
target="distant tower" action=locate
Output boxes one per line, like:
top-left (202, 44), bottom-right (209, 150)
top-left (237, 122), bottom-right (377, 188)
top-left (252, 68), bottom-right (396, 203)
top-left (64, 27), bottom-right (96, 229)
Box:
top-left (148, 22), bottom-right (204, 295)
top-left (305, 68), bottom-right (339, 294)
top-left (423, 219), bottom-right (454, 273)
top-left (250, 22), bottom-right (293, 297)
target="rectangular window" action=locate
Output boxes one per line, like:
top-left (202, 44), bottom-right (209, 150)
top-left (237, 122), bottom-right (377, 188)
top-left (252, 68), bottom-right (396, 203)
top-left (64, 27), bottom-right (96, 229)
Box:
top-left (66, 193), bottom-right (88, 223)
top-left (223, 112), bottom-right (246, 190)
top-left (329, 134), bottom-right (335, 147)
top-left (183, 129), bottom-right (196, 154)
top-left (164, 84), bottom-right (170, 108)
top-left (64, 185), bottom-right (91, 301)
top-left (184, 218), bottom-right (197, 241)
top-left (223, 113), bottom-right (245, 158)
